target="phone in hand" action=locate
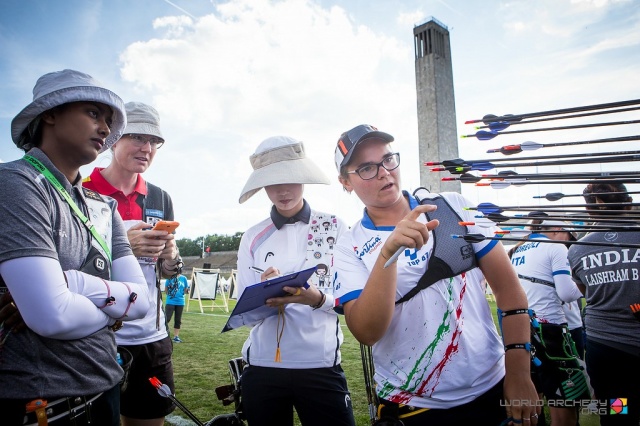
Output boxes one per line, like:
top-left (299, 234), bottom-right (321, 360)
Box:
top-left (151, 220), bottom-right (180, 233)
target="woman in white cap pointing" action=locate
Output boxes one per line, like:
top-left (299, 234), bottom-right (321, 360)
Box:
top-left (0, 69), bottom-right (150, 425)
top-left (332, 124), bottom-right (540, 426)
top-left (236, 136), bottom-right (355, 426)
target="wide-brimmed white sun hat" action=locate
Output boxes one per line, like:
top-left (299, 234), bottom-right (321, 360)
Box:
top-left (11, 69), bottom-right (126, 152)
top-left (239, 136), bottom-right (330, 204)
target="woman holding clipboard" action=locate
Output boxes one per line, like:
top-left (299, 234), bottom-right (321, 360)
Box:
top-left (236, 136), bottom-right (355, 426)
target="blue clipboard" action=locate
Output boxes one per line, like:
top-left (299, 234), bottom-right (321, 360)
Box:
top-left (221, 266), bottom-right (316, 333)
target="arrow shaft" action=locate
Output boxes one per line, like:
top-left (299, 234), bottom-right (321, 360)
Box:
top-left (469, 220), bottom-right (636, 231)
top-left (152, 379), bottom-right (205, 426)
top-left (495, 213), bottom-right (640, 224)
top-left (462, 234), bottom-right (640, 249)
top-left (464, 119), bottom-right (640, 139)
top-left (526, 214), bottom-right (640, 220)
top-left (483, 178), bottom-right (640, 187)
top-left (534, 191), bottom-right (640, 200)
top-left (486, 134), bottom-right (640, 154)
top-left (161, 394), bottom-right (204, 425)
top-left (484, 206), bottom-right (640, 214)
top-left (486, 154), bottom-right (640, 169)
top-left (500, 228), bottom-right (638, 237)
top-left (476, 105), bottom-right (640, 128)
top-left (476, 172), bottom-right (640, 181)
top-left (452, 172), bottom-right (639, 183)
top-left (445, 149), bottom-right (640, 167)
top-left (465, 98), bottom-right (640, 124)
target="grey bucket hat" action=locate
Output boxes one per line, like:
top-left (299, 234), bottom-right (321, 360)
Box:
top-left (11, 69), bottom-right (126, 152)
top-left (122, 102), bottom-right (163, 139)
top-left (239, 136), bottom-right (330, 204)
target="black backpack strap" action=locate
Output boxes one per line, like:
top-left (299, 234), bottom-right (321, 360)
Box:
top-left (139, 182), bottom-right (174, 223)
top-left (138, 181), bottom-right (176, 329)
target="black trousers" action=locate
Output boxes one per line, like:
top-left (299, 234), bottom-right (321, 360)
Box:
top-left (379, 379), bottom-right (506, 426)
top-left (241, 365), bottom-right (355, 426)
top-left (586, 338), bottom-right (639, 426)
top-left (165, 304), bottom-right (184, 329)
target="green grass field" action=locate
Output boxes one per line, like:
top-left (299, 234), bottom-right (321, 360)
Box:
top-left (166, 298), bottom-right (598, 426)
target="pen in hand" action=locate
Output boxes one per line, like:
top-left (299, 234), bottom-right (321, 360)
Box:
top-left (249, 266), bottom-right (265, 274)
top-left (383, 247), bottom-right (405, 269)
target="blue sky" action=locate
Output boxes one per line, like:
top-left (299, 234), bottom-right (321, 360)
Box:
top-left (1, 0), bottom-right (638, 238)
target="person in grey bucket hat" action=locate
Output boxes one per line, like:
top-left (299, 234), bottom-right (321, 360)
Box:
top-left (84, 101), bottom-right (181, 425)
top-left (11, 68), bottom-right (126, 152)
top-left (121, 101), bottom-right (163, 139)
top-left (0, 69), bottom-right (150, 425)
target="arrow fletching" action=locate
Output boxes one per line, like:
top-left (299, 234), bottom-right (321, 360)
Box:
top-left (480, 114), bottom-right (499, 125)
top-left (475, 202), bottom-right (502, 214)
top-left (534, 192), bottom-right (565, 201)
top-left (519, 141), bottom-right (545, 151)
top-left (149, 377), bottom-right (172, 398)
top-left (149, 377), bottom-right (162, 390)
top-left (485, 213), bottom-right (512, 223)
top-left (496, 229), bottom-right (532, 237)
top-left (456, 233), bottom-right (488, 243)
top-left (476, 130), bottom-right (499, 141)
top-left (487, 181), bottom-right (518, 189)
top-left (459, 219), bottom-right (496, 228)
top-left (487, 121), bottom-right (511, 132)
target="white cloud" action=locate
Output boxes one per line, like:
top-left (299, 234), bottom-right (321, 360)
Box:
top-left (107, 0), bottom-right (640, 238)
top-left (570, 0), bottom-right (633, 7)
top-left (504, 21), bottom-right (527, 32)
top-left (5, 0), bottom-right (636, 239)
top-left (397, 10), bottom-right (426, 28)
top-left (116, 0), bottom-right (419, 238)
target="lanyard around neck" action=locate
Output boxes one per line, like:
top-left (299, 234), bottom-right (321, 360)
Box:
top-left (23, 155), bottom-right (112, 261)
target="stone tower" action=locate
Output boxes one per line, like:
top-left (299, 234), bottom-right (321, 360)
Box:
top-left (414, 17), bottom-right (460, 193)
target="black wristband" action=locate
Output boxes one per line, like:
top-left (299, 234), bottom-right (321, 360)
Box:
top-left (311, 293), bottom-right (326, 310)
top-left (504, 342), bottom-right (531, 352)
top-left (500, 308), bottom-right (529, 318)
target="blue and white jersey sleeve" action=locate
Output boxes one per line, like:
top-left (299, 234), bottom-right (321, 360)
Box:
top-left (333, 224), bottom-right (368, 312)
top-left (549, 244), bottom-right (582, 303)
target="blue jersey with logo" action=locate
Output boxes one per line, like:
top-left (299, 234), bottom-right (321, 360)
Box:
top-left (165, 275), bottom-right (189, 306)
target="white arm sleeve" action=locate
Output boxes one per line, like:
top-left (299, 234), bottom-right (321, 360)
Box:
top-left (554, 274), bottom-right (584, 303)
top-left (0, 256), bottom-right (110, 339)
top-left (64, 255), bottom-right (150, 320)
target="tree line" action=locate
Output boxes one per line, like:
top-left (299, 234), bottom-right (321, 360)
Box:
top-left (176, 232), bottom-right (243, 257)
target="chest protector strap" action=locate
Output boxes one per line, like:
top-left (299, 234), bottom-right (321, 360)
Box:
top-left (395, 189), bottom-right (477, 305)
top-left (79, 188), bottom-right (113, 280)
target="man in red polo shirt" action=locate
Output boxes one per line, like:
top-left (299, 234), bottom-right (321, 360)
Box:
top-left (84, 101), bottom-right (181, 426)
